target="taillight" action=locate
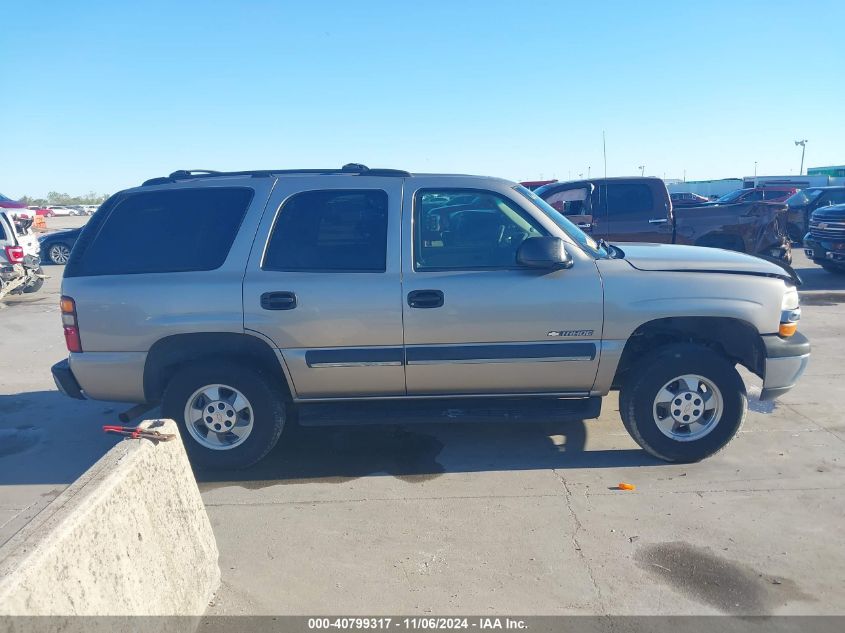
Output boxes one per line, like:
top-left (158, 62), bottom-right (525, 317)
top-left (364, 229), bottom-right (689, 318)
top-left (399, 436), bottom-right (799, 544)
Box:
top-left (4, 245), bottom-right (24, 263)
top-left (61, 295), bottom-right (83, 353)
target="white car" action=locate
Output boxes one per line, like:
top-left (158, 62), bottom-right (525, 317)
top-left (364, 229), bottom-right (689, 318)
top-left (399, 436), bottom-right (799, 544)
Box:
top-left (46, 206), bottom-right (80, 216)
top-left (81, 205), bottom-right (99, 215)
top-left (0, 210), bottom-right (43, 296)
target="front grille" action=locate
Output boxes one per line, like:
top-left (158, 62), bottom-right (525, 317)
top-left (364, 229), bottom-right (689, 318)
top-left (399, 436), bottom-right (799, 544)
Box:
top-left (809, 220), bottom-right (845, 241)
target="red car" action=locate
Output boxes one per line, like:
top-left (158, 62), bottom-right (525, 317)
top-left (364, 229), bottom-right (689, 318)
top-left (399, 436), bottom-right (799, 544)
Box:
top-left (29, 206), bottom-right (54, 217)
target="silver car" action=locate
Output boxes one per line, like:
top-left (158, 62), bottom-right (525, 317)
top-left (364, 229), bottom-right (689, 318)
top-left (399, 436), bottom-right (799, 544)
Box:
top-left (51, 165), bottom-right (810, 469)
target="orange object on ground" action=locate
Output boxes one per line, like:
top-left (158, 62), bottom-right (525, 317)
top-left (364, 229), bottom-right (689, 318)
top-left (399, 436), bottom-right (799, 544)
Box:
top-left (618, 482), bottom-right (636, 491)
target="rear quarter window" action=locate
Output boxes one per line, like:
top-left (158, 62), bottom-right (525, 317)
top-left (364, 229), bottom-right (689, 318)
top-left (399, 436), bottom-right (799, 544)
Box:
top-left (65, 187), bottom-right (253, 277)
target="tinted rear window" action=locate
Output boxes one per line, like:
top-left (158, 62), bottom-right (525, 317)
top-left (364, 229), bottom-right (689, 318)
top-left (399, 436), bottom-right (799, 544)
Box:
top-left (263, 189), bottom-right (388, 272)
top-left (67, 188), bottom-right (253, 276)
top-left (602, 184), bottom-right (654, 214)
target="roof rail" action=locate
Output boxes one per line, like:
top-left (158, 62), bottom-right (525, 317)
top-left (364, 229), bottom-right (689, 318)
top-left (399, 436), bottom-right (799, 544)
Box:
top-left (141, 164), bottom-right (411, 186)
top-left (168, 169), bottom-right (221, 178)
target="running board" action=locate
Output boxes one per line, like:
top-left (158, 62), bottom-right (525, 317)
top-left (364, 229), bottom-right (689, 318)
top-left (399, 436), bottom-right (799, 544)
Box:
top-left (296, 396), bottom-right (601, 427)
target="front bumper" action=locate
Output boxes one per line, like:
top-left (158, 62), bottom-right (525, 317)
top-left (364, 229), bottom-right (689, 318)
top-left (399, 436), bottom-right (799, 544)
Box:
top-left (760, 332), bottom-right (810, 401)
top-left (803, 235), bottom-right (845, 267)
top-left (51, 358), bottom-right (86, 400)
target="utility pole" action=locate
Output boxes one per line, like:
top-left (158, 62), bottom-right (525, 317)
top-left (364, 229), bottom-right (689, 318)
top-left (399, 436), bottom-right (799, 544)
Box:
top-left (587, 166), bottom-right (591, 178)
top-left (754, 161), bottom-right (758, 178)
top-left (794, 140), bottom-right (808, 175)
top-left (638, 165), bottom-right (645, 177)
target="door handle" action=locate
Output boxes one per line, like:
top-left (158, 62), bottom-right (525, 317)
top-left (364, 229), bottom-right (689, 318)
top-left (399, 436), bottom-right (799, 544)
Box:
top-left (408, 289), bottom-right (444, 309)
top-left (648, 218), bottom-right (669, 225)
top-left (261, 291), bottom-right (297, 310)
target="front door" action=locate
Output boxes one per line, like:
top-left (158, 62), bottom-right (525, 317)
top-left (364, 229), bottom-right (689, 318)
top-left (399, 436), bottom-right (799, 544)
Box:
top-left (243, 177), bottom-right (405, 399)
top-left (401, 182), bottom-right (604, 396)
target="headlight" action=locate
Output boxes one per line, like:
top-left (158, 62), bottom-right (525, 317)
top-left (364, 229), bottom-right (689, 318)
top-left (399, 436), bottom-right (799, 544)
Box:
top-left (779, 288), bottom-right (800, 337)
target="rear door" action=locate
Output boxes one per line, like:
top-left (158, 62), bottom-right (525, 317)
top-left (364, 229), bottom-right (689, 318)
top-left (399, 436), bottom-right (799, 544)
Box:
top-left (243, 177), bottom-right (405, 400)
top-left (600, 181), bottom-right (673, 243)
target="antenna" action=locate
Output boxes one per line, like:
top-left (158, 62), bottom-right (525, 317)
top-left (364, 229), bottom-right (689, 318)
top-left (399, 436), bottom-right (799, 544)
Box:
top-left (602, 131), bottom-right (607, 179)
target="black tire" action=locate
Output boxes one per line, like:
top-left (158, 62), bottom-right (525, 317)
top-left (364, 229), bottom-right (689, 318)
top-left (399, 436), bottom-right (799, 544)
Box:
top-left (22, 267), bottom-right (44, 293)
top-left (619, 344), bottom-right (747, 463)
top-left (820, 262), bottom-right (845, 275)
top-left (161, 360), bottom-right (286, 470)
top-left (786, 223), bottom-right (804, 245)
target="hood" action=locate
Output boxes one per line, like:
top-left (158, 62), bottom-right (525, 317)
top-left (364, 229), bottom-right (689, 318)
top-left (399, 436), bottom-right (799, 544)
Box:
top-left (618, 243), bottom-right (798, 283)
top-left (812, 204), bottom-right (845, 221)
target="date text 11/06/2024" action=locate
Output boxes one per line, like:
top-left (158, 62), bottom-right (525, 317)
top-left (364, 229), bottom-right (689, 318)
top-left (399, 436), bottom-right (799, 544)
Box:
top-left (308, 618), bottom-right (528, 630)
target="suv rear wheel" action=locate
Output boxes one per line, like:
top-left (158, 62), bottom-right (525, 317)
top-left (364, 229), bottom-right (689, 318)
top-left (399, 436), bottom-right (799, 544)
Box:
top-left (161, 360), bottom-right (286, 469)
top-left (619, 344), bottom-right (746, 462)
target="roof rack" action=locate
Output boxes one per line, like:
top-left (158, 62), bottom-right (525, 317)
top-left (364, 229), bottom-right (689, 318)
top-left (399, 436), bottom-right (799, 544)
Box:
top-left (141, 163), bottom-right (410, 186)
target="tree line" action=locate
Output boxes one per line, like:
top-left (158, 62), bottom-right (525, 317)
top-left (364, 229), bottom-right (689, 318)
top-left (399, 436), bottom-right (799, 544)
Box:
top-left (19, 191), bottom-right (110, 207)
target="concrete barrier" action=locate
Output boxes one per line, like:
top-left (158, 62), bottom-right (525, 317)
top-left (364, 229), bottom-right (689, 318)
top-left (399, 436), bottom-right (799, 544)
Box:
top-left (0, 419), bottom-right (220, 615)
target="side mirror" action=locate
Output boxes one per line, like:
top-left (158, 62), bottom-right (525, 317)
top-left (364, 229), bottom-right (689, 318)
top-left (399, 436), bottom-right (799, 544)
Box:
top-left (517, 236), bottom-right (573, 270)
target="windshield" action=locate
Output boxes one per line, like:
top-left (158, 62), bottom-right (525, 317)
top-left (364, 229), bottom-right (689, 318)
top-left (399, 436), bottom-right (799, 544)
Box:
top-left (715, 189), bottom-right (745, 203)
top-left (785, 188), bottom-right (823, 207)
top-left (512, 185), bottom-right (608, 258)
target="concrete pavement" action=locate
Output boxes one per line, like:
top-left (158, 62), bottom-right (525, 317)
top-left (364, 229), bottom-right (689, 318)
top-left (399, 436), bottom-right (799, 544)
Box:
top-left (202, 253), bottom-right (845, 615)
top-left (2, 240), bottom-right (844, 614)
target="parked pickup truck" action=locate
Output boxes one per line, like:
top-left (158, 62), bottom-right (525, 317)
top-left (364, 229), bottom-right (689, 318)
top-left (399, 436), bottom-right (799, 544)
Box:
top-left (535, 177), bottom-right (792, 262)
top-left (52, 165), bottom-right (809, 469)
top-left (803, 203), bottom-right (845, 274)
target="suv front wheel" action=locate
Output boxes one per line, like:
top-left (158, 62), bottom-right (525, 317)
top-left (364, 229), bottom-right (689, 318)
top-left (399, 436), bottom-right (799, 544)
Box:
top-left (161, 361), bottom-right (286, 469)
top-left (619, 344), bottom-right (747, 463)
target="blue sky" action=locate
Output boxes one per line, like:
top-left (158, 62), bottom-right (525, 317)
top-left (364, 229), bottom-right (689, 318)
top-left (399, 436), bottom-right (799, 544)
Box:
top-left (2, 0), bottom-right (843, 198)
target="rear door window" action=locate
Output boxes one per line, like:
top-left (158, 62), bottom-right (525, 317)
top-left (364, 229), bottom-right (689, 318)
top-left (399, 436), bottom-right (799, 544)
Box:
top-left (601, 184), bottom-right (654, 214)
top-left (263, 190), bottom-right (388, 272)
top-left (66, 187), bottom-right (253, 276)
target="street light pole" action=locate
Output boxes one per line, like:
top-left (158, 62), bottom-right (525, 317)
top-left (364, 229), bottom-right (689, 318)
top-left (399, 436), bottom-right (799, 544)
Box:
top-left (754, 161), bottom-right (757, 178)
top-left (638, 165), bottom-right (645, 177)
top-left (794, 140), bottom-right (808, 175)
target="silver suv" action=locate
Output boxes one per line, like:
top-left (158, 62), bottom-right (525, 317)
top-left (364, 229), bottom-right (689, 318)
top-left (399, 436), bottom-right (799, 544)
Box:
top-left (52, 165), bottom-right (810, 468)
